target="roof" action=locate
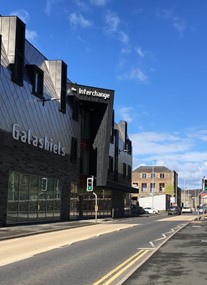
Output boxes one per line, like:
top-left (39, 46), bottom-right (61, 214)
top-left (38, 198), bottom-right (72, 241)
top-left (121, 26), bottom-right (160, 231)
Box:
top-left (133, 166), bottom-right (173, 173)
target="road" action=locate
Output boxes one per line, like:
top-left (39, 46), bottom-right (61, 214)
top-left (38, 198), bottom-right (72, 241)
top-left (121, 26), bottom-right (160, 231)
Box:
top-left (0, 214), bottom-right (195, 285)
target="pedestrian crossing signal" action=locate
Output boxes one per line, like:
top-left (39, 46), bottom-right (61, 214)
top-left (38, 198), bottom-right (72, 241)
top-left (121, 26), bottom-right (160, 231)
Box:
top-left (87, 177), bottom-right (93, 192)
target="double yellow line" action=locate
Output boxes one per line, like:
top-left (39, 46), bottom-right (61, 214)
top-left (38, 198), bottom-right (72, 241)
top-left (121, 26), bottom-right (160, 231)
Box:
top-left (92, 249), bottom-right (149, 285)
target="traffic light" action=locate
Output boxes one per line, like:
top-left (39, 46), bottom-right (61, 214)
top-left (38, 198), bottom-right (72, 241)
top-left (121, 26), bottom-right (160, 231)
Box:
top-left (204, 179), bottom-right (207, 191)
top-left (86, 177), bottom-right (93, 192)
top-left (41, 177), bottom-right (48, 191)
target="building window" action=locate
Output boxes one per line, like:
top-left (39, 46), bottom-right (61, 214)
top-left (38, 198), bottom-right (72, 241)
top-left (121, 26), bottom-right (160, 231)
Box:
top-left (108, 156), bottom-right (113, 174)
top-left (159, 183), bottom-right (165, 191)
top-left (81, 109), bottom-right (90, 140)
top-left (72, 97), bottom-right (79, 121)
top-left (33, 69), bottom-right (43, 96)
top-left (7, 171), bottom-right (61, 224)
top-left (128, 165), bottom-right (131, 181)
top-left (123, 163), bottom-right (126, 178)
top-left (142, 173), bottom-right (147, 179)
top-left (150, 183), bottom-right (156, 192)
top-left (141, 183), bottom-right (147, 192)
top-left (151, 173), bottom-right (155, 178)
top-left (110, 111), bottom-right (114, 144)
top-left (160, 173), bottom-right (165, 179)
top-left (71, 137), bottom-right (78, 163)
top-left (125, 139), bottom-right (132, 155)
top-left (27, 65), bottom-right (44, 98)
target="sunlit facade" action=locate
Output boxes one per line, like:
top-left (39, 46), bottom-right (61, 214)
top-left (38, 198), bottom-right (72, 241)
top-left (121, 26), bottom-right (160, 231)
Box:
top-left (0, 16), bottom-right (135, 226)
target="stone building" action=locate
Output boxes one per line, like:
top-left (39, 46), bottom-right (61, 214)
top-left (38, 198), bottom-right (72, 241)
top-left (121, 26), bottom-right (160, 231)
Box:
top-left (132, 166), bottom-right (180, 205)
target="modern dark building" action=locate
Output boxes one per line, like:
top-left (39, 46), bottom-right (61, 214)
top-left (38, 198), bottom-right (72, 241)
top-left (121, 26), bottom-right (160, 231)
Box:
top-left (0, 15), bottom-right (135, 226)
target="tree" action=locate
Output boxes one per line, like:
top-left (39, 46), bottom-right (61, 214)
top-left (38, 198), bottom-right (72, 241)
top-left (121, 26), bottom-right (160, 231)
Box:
top-left (163, 185), bottom-right (174, 196)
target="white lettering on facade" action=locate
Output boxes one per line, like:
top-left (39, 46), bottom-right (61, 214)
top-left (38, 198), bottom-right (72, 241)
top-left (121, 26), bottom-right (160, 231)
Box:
top-left (12, 124), bottom-right (66, 156)
top-left (79, 88), bottom-right (110, 100)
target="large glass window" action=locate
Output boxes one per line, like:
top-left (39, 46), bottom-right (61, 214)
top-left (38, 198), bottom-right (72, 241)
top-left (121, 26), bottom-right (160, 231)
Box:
top-left (7, 171), bottom-right (61, 224)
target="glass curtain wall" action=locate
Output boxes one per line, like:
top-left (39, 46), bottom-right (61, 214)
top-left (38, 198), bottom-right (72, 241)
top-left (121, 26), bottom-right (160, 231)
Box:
top-left (7, 171), bottom-right (61, 224)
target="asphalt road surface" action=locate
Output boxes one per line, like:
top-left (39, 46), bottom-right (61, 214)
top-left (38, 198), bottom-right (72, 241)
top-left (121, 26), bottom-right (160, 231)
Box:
top-left (0, 214), bottom-right (195, 285)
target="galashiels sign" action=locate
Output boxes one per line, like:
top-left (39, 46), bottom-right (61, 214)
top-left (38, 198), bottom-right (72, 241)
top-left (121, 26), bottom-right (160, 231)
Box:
top-left (12, 124), bottom-right (66, 156)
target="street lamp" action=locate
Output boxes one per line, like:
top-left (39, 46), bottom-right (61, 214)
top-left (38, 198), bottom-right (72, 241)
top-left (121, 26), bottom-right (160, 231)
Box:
top-left (183, 177), bottom-right (186, 207)
top-left (38, 97), bottom-right (60, 106)
top-left (118, 149), bottom-right (129, 154)
top-left (152, 160), bottom-right (156, 209)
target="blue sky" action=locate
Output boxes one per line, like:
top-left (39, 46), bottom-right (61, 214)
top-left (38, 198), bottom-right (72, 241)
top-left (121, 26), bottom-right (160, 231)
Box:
top-left (1, 0), bottom-right (207, 189)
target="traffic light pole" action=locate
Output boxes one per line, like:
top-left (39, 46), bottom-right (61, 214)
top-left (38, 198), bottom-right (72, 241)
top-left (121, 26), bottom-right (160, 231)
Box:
top-left (86, 175), bottom-right (98, 223)
top-left (93, 192), bottom-right (98, 223)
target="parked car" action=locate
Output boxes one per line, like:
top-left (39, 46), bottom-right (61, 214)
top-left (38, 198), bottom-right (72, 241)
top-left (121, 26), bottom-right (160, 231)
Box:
top-left (168, 206), bottom-right (181, 215)
top-left (197, 205), bottom-right (207, 214)
top-left (181, 207), bottom-right (192, 214)
top-left (143, 207), bottom-right (159, 214)
top-left (130, 205), bottom-right (145, 215)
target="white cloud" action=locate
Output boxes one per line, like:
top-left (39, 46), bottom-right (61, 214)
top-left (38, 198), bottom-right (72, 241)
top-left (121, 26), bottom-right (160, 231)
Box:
top-left (135, 47), bottom-right (144, 57)
top-left (105, 11), bottom-right (120, 32)
top-left (188, 129), bottom-right (207, 141)
top-left (131, 131), bottom-right (191, 155)
top-left (131, 68), bottom-right (148, 81)
top-left (157, 8), bottom-right (186, 35)
top-left (69, 12), bottom-right (92, 28)
top-left (44, 0), bottom-right (57, 16)
top-left (74, 0), bottom-right (89, 11)
top-left (26, 30), bottom-right (38, 42)
top-left (118, 31), bottom-right (129, 44)
top-left (90, 0), bottom-right (109, 6)
top-left (121, 47), bottom-right (131, 54)
top-left (10, 9), bottom-right (30, 23)
top-left (130, 130), bottom-right (207, 188)
top-left (116, 107), bottom-right (134, 123)
top-left (104, 11), bottom-right (129, 45)
top-left (173, 17), bottom-right (186, 35)
top-left (117, 67), bottom-right (148, 82)
top-left (10, 10), bottom-right (37, 43)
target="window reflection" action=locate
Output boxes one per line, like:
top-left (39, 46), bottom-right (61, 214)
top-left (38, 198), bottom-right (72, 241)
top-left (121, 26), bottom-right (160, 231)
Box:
top-left (7, 171), bottom-right (61, 224)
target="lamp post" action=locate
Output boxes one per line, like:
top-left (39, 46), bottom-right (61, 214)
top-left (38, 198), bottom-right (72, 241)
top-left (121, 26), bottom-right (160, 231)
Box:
top-left (152, 160), bottom-right (156, 209)
top-left (183, 177), bottom-right (186, 207)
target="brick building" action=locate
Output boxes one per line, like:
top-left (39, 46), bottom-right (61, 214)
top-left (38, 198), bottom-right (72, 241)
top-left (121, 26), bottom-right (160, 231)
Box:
top-left (132, 166), bottom-right (181, 205)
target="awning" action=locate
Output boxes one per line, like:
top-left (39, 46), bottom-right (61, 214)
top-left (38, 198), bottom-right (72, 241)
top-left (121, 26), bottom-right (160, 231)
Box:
top-left (98, 180), bottom-right (138, 194)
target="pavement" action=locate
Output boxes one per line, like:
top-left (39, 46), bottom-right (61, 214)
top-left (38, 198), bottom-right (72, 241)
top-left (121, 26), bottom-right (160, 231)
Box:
top-left (123, 216), bottom-right (207, 285)
top-left (0, 216), bottom-right (206, 285)
top-left (0, 219), bottom-right (105, 240)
